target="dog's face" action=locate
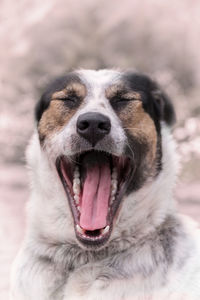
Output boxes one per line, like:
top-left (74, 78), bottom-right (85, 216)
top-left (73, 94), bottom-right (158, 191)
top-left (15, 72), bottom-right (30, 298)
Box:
top-left (35, 69), bottom-right (175, 249)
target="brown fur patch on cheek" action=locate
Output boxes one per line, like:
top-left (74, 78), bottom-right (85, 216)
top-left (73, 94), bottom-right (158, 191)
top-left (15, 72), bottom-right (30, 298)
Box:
top-left (38, 101), bottom-right (76, 143)
top-left (119, 101), bottom-right (157, 163)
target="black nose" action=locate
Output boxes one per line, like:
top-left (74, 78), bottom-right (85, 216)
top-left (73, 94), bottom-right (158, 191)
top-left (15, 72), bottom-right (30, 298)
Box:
top-left (77, 112), bottom-right (111, 146)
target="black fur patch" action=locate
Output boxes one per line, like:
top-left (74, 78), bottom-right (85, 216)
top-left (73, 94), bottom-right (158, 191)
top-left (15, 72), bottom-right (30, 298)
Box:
top-left (124, 132), bottom-right (152, 194)
top-left (122, 72), bottom-right (176, 131)
top-left (119, 72), bottom-right (175, 194)
top-left (35, 73), bottom-right (81, 123)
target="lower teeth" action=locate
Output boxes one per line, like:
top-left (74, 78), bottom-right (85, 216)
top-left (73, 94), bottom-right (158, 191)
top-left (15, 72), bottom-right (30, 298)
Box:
top-left (76, 225), bottom-right (110, 237)
top-left (101, 225), bottom-right (110, 235)
top-left (76, 224), bottom-right (84, 234)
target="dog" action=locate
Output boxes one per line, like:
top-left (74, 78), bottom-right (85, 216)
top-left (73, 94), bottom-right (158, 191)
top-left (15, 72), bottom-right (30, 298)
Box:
top-left (10, 69), bottom-right (200, 300)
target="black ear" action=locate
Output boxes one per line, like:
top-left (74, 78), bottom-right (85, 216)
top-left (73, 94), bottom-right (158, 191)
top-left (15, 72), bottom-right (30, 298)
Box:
top-left (151, 83), bottom-right (176, 126)
top-left (35, 92), bottom-right (51, 124)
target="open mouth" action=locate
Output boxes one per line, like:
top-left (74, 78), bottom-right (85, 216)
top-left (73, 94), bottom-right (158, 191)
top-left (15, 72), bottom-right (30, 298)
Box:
top-left (56, 150), bottom-right (132, 248)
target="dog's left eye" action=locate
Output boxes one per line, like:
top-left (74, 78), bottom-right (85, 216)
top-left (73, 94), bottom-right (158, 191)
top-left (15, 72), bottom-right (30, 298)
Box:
top-left (110, 96), bottom-right (133, 110)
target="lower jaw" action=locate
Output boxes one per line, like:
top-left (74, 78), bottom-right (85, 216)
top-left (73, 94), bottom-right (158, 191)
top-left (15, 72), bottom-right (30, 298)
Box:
top-left (75, 226), bottom-right (111, 249)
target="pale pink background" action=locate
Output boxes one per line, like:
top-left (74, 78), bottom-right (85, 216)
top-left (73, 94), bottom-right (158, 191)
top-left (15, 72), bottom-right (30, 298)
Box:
top-left (0, 0), bottom-right (200, 299)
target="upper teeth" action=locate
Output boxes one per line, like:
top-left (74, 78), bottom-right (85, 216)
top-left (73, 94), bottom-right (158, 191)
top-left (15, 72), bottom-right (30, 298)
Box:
top-left (74, 194), bottom-right (80, 205)
top-left (74, 166), bottom-right (80, 178)
top-left (110, 168), bottom-right (118, 204)
top-left (73, 167), bottom-right (81, 208)
top-left (73, 178), bottom-right (80, 195)
top-left (76, 224), bottom-right (110, 236)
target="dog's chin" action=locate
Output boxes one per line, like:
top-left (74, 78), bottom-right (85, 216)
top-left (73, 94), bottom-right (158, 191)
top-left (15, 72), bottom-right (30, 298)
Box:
top-left (56, 149), bottom-right (133, 250)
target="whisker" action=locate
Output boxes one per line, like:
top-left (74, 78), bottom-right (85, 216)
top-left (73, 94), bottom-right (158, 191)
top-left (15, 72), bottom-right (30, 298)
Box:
top-left (125, 140), bottom-right (135, 163)
top-left (123, 127), bottom-right (143, 132)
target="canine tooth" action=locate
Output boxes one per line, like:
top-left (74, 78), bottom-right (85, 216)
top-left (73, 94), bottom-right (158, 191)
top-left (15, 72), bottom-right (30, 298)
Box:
top-left (76, 224), bottom-right (84, 234)
top-left (101, 226), bottom-right (110, 235)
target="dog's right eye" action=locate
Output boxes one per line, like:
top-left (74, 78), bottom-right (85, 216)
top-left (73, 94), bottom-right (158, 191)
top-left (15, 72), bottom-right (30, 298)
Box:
top-left (52, 91), bottom-right (81, 108)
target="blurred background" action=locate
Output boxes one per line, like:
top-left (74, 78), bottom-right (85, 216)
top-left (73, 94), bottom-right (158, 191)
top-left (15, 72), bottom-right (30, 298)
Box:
top-left (0, 0), bottom-right (200, 298)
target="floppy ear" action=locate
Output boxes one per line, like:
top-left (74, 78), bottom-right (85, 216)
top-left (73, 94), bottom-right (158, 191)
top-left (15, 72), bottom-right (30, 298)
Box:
top-left (35, 92), bottom-right (51, 124)
top-left (151, 83), bottom-right (176, 126)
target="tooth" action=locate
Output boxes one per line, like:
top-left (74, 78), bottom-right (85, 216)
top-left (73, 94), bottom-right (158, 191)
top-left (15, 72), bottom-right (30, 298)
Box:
top-left (111, 180), bottom-right (117, 190)
top-left (111, 168), bottom-right (117, 180)
top-left (73, 183), bottom-right (80, 195)
top-left (74, 167), bottom-right (80, 178)
top-left (111, 188), bottom-right (117, 196)
top-left (101, 226), bottom-right (110, 235)
top-left (112, 178), bottom-right (117, 184)
top-left (110, 195), bottom-right (115, 202)
top-left (76, 224), bottom-right (84, 234)
top-left (73, 177), bottom-right (81, 195)
top-left (74, 178), bottom-right (80, 185)
top-left (74, 195), bottom-right (80, 204)
top-left (77, 206), bottom-right (81, 212)
top-left (110, 198), bottom-right (115, 205)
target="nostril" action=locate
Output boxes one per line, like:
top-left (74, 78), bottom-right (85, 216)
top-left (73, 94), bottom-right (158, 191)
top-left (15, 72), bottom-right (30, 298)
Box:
top-left (98, 121), bottom-right (111, 132)
top-left (78, 121), bottom-right (89, 131)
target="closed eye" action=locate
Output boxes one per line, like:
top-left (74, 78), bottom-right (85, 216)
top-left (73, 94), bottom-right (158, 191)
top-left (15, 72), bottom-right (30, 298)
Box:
top-left (110, 95), bottom-right (136, 110)
top-left (52, 90), bottom-right (81, 105)
top-left (52, 90), bottom-right (79, 101)
top-left (110, 91), bottom-right (142, 110)
top-left (56, 95), bottom-right (78, 102)
top-left (114, 96), bottom-right (134, 102)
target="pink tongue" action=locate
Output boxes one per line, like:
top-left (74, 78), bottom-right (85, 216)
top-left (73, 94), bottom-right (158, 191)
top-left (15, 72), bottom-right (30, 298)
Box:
top-left (80, 162), bottom-right (111, 231)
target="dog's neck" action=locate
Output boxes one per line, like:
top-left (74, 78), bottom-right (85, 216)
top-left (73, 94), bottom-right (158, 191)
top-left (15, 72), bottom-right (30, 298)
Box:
top-left (28, 213), bottom-right (185, 287)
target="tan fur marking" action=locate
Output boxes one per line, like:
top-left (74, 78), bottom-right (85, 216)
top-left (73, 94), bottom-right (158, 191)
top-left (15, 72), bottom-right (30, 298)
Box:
top-left (52, 82), bottom-right (86, 100)
top-left (38, 101), bottom-right (76, 141)
top-left (38, 83), bottom-right (86, 142)
top-left (105, 84), bottom-right (141, 101)
top-left (120, 100), bottom-right (157, 164)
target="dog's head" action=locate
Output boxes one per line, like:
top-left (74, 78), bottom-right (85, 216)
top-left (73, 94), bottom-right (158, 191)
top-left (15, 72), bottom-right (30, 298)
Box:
top-left (33, 69), bottom-right (175, 249)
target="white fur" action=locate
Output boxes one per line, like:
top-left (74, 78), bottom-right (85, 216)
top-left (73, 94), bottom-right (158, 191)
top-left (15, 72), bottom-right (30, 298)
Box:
top-left (10, 70), bottom-right (200, 300)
